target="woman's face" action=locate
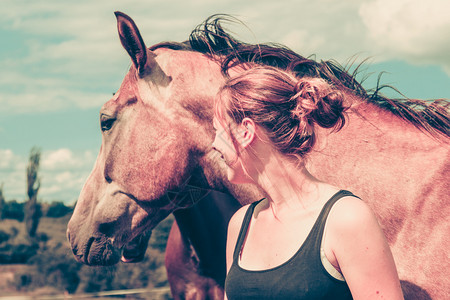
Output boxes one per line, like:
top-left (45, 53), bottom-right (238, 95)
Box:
top-left (212, 116), bottom-right (248, 184)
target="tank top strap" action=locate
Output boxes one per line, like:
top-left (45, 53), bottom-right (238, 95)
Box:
top-left (232, 199), bottom-right (264, 261)
top-left (310, 190), bottom-right (360, 248)
top-left (320, 190), bottom-right (358, 219)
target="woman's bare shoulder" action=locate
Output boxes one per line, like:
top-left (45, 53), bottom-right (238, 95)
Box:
top-left (328, 196), bottom-right (378, 230)
top-left (326, 195), bottom-right (391, 267)
top-left (327, 196), bottom-right (404, 299)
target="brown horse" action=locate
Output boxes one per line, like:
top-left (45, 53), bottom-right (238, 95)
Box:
top-left (67, 11), bottom-right (449, 300)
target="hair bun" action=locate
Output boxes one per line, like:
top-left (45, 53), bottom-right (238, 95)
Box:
top-left (291, 78), bottom-right (346, 131)
top-left (291, 80), bottom-right (320, 120)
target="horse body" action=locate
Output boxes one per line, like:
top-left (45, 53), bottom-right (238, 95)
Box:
top-left (309, 97), bottom-right (449, 299)
top-left (67, 11), bottom-right (449, 299)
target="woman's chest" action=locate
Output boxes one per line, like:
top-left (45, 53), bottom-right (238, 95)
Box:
top-left (239, 213), bottom-right (319, 270)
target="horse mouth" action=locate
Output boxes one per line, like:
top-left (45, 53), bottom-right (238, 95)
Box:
top-left (81, 236), bottom-right (122, 266)
top-left (70, 231), bottom-right (151, 266)
top-left (121, 231), bottom-right (152, 263)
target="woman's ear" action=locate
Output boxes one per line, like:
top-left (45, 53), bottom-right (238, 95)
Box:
top-left (240, 118), bottom-right (256, 148)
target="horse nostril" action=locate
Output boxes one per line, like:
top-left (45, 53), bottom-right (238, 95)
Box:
top-left (98, 222), bottom-right (115, 236)
top-left (71, 244), bottom-right (79, 256)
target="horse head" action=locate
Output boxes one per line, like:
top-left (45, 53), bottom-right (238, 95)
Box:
top-left (67, 12), bottom-right (227, 266)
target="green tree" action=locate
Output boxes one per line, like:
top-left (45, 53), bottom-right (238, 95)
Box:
top-left (25, 147), bottom-right (41, 238)
top-left (0, 183), bottom-right (4, 221)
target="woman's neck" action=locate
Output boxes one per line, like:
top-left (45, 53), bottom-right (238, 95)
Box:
top-left (246, 146), bottom-right (333, 218)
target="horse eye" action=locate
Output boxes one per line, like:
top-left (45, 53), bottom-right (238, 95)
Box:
top-left (100, 116), bottom-right (116, 132)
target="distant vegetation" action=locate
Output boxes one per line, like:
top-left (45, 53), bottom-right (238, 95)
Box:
top-left (0, 200), bottom-right (173, 298)
top-left (1, 200), bottom-right (72, 222)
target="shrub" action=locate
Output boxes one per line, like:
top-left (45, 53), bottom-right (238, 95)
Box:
top-left (10, 243), bottom-right (81, 293)
top-left (46, 201), bottom-right (73, 218)
top-left (2, 200), bottom-right (25, 221)
top-left (0, 230), bottom-right (10, 243)
top-left (0, 243), bottom-right (39, 263)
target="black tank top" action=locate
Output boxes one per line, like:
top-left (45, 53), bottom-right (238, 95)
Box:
top-left (225, 190), bottom-right (355, 300)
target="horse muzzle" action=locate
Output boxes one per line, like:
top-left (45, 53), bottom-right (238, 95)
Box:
top-left (67, 229), bottom-right (122, 266)
top-left (67, 218), bottom-right (153, 266)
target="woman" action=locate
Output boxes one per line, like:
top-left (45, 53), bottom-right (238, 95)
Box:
top-left (212, 66), bottom-right (404, 299)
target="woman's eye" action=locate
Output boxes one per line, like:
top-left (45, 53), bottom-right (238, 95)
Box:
top-left (100, 116), bottom-right (116, 132)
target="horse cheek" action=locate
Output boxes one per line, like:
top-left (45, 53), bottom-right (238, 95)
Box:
top-left (121, 118), bottom-right (169, 200)
top-left (123, 134), bottom-right (152, 197)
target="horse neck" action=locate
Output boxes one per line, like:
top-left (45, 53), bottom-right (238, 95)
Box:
top-left (173, 191), bottom-right (241, 281)
top-left (308, 92), bottom-right (449, 243)
top-left (344, 92), bottom-right (447, 148)
top-left (311, 91), bottom-right (449, 183)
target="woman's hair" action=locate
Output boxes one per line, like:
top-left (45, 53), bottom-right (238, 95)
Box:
top-left (215, 66), bottom-right (347, 159)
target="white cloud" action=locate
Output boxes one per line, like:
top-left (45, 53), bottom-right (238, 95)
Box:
top-left (234, 0), bottom-right (450, 73)
top-left (0, 170), bottom-right (25, 201)
top-left (359, 0), bottom-right (450, 67)
top-left (41, 149), bottom-right (75, 170)
top-left (0, 67), bottom-right (113, 113)
top-left (0, 90), bottom-right (112, 114)
top-left (0, 149), bottom-right (27, 200)
top-left (41, 148), bottom-right (95, 170)
top-left (40, 149), bottom-right (96, 202)
top-left (228, 1), bottom-right (368, 62)
top-left (40, 170), bottom-right (88, 203)
top-left (0, 149), bottom-right (17, 169)
top-left (0, 148), bottom-right (96, 203)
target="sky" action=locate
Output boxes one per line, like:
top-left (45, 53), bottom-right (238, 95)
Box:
top-left (1, 0), bottom-right (449, 204)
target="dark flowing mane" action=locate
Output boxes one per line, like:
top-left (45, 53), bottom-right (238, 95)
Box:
top-left (151, 15), bottom-right (449, 138)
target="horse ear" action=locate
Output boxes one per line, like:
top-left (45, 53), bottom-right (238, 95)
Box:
top-left (115, 11), bottom-right (152, 77)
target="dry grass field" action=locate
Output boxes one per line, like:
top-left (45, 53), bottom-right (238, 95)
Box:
top-left (0, 211), bottom-right (173, 299)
